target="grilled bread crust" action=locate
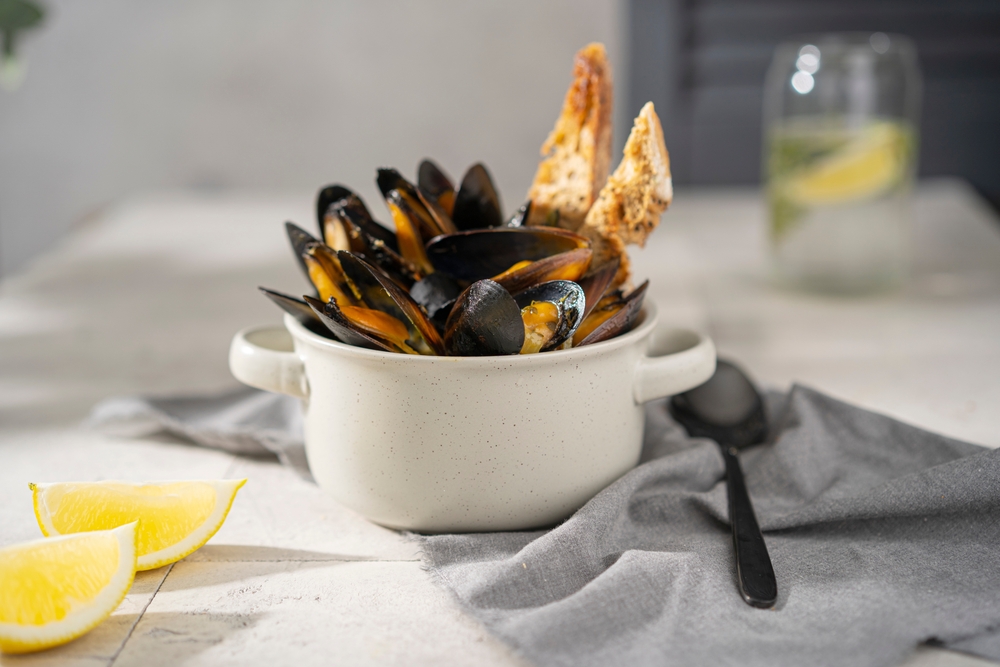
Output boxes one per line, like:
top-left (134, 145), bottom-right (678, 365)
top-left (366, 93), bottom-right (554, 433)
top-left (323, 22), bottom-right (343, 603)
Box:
top-left (526, 43), bottom-right (613, 231)
top-left (579, 102), bottom-right (672, 286)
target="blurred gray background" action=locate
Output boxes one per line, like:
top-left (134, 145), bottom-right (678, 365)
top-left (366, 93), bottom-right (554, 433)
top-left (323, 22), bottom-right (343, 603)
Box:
top-left (0, 0), bottom-right (626, 277)
top-left (631, 0), bottom-right (1000, 196)
top-left (1, 0), bottom-right (998, 277)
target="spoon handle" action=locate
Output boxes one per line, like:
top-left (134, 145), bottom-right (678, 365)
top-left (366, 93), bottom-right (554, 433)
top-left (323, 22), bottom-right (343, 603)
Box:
top-left (723, 447), bottom-right (777, 608)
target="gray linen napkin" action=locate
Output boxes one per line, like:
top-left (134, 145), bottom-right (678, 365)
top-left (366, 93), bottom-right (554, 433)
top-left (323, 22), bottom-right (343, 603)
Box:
top-left (87, 387), bottom-right (310, 477)
top-left (88, 385), bottom-right (1000, 667)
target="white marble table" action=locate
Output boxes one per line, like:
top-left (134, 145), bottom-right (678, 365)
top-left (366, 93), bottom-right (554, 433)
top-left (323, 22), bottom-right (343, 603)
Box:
top-left (1, 179), bottom-right (997, 666)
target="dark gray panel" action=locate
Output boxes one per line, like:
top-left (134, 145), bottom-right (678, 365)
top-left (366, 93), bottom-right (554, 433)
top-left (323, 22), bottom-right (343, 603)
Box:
top-left (628, 0), bottom-right (1000, 206)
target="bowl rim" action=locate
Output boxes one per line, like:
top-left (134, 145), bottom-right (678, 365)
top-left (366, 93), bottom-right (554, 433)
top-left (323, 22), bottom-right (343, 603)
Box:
top-left (284, 301), bottom-right (659, 365)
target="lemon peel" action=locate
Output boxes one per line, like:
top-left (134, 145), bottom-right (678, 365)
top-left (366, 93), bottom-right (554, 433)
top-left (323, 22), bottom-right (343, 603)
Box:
top-left (0, 523), bottom-right (137, 654)
top-left (785, 122), bottom-right (908, 206)
top-left (31, 479), bottom-right (245, 570)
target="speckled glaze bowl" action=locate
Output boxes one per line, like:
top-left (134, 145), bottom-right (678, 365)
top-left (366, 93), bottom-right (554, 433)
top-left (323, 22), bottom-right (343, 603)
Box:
top-left (229, 303), bottom-right (714, 532)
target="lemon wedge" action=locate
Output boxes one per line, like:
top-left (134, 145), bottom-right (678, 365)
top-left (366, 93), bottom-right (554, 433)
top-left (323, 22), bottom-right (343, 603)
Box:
top-left (785, 122), bottom-right (908, 206)
top-left (31, 480), bottom-right (245, 571)
top-left (0, 523), bottom-right (137, 654)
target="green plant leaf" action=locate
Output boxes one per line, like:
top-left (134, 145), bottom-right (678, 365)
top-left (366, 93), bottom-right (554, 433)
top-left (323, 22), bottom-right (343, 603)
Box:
top-left (0, 0), bottom-right (45, 58)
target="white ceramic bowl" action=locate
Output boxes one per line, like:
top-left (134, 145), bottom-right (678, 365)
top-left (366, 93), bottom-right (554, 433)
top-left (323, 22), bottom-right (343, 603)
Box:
top-left (230, 303), bottom-right (714, 532)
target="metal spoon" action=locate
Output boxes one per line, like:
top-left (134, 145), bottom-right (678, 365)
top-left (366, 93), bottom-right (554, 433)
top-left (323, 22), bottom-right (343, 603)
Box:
top-left (669, 359), bottom-right (777, 608)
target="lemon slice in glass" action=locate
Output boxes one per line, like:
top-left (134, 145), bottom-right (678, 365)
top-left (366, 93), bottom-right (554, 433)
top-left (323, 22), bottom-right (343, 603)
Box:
top-left (785, 122), bottom-right (908, 206)
top-left (0, 523), bottom-right (137, 654)
top-left (31, 480), bottom-right (246, 571)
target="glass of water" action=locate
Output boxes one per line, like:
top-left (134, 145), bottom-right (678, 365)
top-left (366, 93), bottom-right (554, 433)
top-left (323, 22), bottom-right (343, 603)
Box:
top-left (763, 33), bottom-right (922, 293)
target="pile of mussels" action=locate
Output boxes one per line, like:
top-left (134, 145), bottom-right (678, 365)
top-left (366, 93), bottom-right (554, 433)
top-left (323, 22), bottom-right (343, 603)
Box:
top-left (261, 161), bottom-right (647, 356)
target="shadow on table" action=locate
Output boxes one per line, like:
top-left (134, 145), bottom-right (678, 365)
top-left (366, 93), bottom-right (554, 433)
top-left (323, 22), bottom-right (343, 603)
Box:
top-left (113, 611), bottom-right (262, 665)
top-left (151, 545), bottom-right (381, 592)
top-left (185, 544), bottom-right (385, 563)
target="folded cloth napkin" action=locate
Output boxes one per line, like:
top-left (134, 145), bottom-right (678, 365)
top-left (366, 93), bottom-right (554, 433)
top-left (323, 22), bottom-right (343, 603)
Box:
top-left (87, 387), bottom-right (310, 477)
top-left (88, 385), bottom-right (1000, 667)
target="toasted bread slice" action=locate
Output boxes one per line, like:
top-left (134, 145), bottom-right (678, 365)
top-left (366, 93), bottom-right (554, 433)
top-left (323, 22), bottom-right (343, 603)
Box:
top-left (526, 43), bottom-right (613, 231)
top-left (579, 102), bottom-right (672, 286)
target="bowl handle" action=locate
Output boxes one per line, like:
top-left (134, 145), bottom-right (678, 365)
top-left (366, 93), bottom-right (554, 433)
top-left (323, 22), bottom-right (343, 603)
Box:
top-left (229, 325), bottom-right (309, 400)
top-left (633, 329), bottom-right (716, 404)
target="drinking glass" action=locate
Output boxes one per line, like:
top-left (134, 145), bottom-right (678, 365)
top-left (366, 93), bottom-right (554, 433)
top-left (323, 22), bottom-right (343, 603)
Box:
top-left (763, 33), bottom-right (922, 293)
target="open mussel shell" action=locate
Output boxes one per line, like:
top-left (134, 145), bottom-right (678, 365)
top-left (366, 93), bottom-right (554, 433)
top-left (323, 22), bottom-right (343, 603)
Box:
top-left (337, 251), bottom-right (445, 355)
top-left (377, 168), bottom-right (456, 241)
top-left (384, 190), bottom-right (436, 276)
top-left (514, 280), bottom-right (585, 353)
top-left (493, 248), bottom-right (593, 295)
top-left (505, 200), bottom-right (531, 228)
top-left (331, 192), bottom-right (398, 253)
top-left (575, 280), bottom-right (649, 347)
top-left (444, 279), bottom-right (524, 356)
top-left (259, 287), bottom-right (326, 333)
top-left (410, 272), bottom-right (461, 326)
top-left (303, 242), bottom-right (362, 307)
top-left (417, 159), bottom-right (456, 216)
top-left (426, 227), bottom-right (589, 282)
top-left (576, 257), bottom-right (620, 319)
top-left (328, 193), bottom-right (420, 286)
top-left (286, 221), bottom-right (320, 286)
top-left (303, 295), bottom-right (398, 352)
top-left (452, 163), bottom-right (502, 230)
top-left (316, 185), bottom-right (353, 248)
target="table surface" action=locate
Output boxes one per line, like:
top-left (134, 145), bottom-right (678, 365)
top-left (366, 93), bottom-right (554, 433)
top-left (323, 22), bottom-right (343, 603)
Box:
top-left (1, 178), bottom-right (998, 667)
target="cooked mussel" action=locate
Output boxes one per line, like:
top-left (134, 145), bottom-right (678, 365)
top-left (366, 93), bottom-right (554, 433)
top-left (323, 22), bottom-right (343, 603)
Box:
top-left (328, 190), bottom-right (398, 253)
top-left (576, 257), bottom-right (620, 319)
top-left (323, 194), bottom-right (420, 286)
top-left (417, 159), bottom-right (456, 216)
top-left (316, 185), bottom-right (353, 250)
top-left (411, 272), bottom-right (462, 327)
top-left (259, 287), bottom-right (323, 329)
top-left (444, 279), bottom-right (524, 356)
top-left (514, 280), bottom-right (585, 354)
top-left (286, 221), bottom-right (320, 286)
top-left (574, 280), bottom-right (648, 346)
top-left (303, 242), bottom-right (361, 307)
top-left (377, 168), bottom-right (456, 241)
top-left (426, 227), bottom-right (589, 282)
top-left (337, 251), bottom-right (445, 355)
top-left (452, 164), bottom-right (503, 230)
top-left (383, 190), bottom-right (436, 276)
top-left (303, 295), bottom-right (407, 353)
top-left (492, 248), bottom-right (593, 295)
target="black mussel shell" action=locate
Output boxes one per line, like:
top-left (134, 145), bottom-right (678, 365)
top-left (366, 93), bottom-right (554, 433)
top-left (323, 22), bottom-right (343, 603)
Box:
top-left (426, 227), bottom-right (589, 282)
top-left (576, 280), bottom-right (649, 347)
top-left (444, 280), bottom-right (524, 356)
top-left (259, 287), bottom-right (326, 333)
top-left (377, 168), bottom-right (456, 240)
top-left (417, 159), bottom-right (456, 215)
top-left (505, 200), bottom-right (531, 228)
top-left (352, 233), bottom-right (421, 287)
top-left (303, 241), bottom-right (362, 307)
top-left (337, 251), bottom-right (445, 355)
top-left (333, 201), bottom-right (417, 285)
top-left (285, 221), bottom-right (320, 287)
top-left (316, 185), bottom-right (353, 234)
top-left (303, 295), bottom-right (396, 352)
top-left (332, 193), bottom-right (398, 253)
top-left (411, 272), bottom-right (461, 324)
top-left (576, 257), bottom-right (620, 319)
top-left (514, 280), bottom-right (586, 352)
top-left (452, 164), bottom-right (502, 230)
top-left (493, 248), bottom-right (592, 295)
top-left (384, 190), bottom-right (436, 276)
